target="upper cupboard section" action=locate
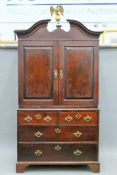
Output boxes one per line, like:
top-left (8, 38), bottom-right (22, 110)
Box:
top-left (15, 20), bottom-right (101, 108)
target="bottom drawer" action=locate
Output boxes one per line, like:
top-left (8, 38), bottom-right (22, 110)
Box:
top-left (18, 143), bottom-right (98, 162)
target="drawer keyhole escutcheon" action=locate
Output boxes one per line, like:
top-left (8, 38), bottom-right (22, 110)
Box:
top-left (35, 131), bottom-right (43, 138)
top-left (74, 131), bottom-right (82, 138)
top-left (35, 114), bottom-right (42, 119)
top-left (24, 115), bottom-right (32, 122)
top-left (74, 149), bottom-right (82, 156)
top-left (65, 115), bottom-right (73, 122)
top-left (55, 128), bottom-right (61, 134)
top-left (55, 145), bottom-right (61, 151)
top-left (34, 149), bottom-right (42, 156)
top-left (75, 114), bottom-right (81, 119)
top-left (44, 115), bottom-right (52, 122)
top-left (84, 115), bottom-right (92, 122)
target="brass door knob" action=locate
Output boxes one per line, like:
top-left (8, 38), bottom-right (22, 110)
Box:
top-left (59, 69), bottom-right (63, 79)
top-left (53, 69), bottom-right (58, 79)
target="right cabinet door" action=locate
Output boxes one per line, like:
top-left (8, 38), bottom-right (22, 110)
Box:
top-left (59, 41), bottom-right (99, 107)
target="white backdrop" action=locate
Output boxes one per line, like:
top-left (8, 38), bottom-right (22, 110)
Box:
top-left (1, 0), bottom-right (117, 40)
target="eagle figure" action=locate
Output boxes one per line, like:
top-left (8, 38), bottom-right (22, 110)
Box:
top-left (50, 5), bottom-right (64, 23)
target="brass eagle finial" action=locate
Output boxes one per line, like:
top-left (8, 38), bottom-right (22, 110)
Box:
top-left (50, 5), bottom-right (64, 24)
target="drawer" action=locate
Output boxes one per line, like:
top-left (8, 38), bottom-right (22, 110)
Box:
top-left (17, 111), bottom-right (57, 125)
top-left (59, 111), bottom-right (98, 125)
top-left (18, 126), bottom-right (98, 142)
top-left (18, 143), bottom-right (98, 162)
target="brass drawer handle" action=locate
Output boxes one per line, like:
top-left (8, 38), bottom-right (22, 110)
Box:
top-left (44, 115), bottom-right (52, 122)
top-left (55, 128), bottom-right (61, 134)
top-left (74, 149), bottom-right (82, 156)
top-left (74, 131), bottom-right (82, 138)
top-left (24, 115), bottom-right (32, 122)
top-left (75, 113), bottom-right (81, 119)
top-left (53, 69), bottom-right (58, 79)
top-left (34, 131), bottom-right (43, 138)
top-left (55, 145), bottom-right (61, 151)
top-left (65, 115), bottom-right (73, 122)
top-left (35, 114), bottom-right (42, 119)
top-left (34, 149), bottom-right (42, 156)
top-left (59, 69), bottom-right (63, 79)
top-left (84, 115), bottom-right (92, 122)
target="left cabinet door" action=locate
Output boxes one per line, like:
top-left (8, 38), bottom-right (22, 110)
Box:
top-left (18, 41), bottom-right (58, 107)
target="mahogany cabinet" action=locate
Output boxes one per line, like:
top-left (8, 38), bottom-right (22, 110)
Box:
top-left (15, 20), bottom-right (102, 173)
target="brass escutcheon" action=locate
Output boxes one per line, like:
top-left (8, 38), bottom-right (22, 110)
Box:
top-left (34, 131), bottom-right (43, 138)
top-left (24, 115), bottom-right (32, 122)
top-left (65, 115), bottom-right (73, 122)
top-left (35, 114), bottom-right (42, 119)
top-left (34, 149), bottom-right (42, 156)
top-left (44, 115), bottom-right (52, 122)
top-left (75, 113), bottom-right (81, 119)
top-left (84, 115), bottom-right (92, 122)
top-left (74, 149), bottom-right (82, 156)
top-left (55, 145), bottom-right (61, 151)
top-left (74, 131), bottom-right (82, 138)
top-left (74, 131), bottom-right (82, 137)
top-left (55, 128), bottom-right (61, 134)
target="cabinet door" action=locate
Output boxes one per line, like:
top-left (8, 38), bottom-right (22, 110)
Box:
top-left (19, 41), bottom-right (58, 107)
top-left (59, 41), bottom-right (99, 107)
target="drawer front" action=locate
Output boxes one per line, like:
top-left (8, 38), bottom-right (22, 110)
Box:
top-left (18, 126), bottom-right (98, 142)
top-left (17, 111), bottom-right (57, 125)
top-left (18, 143), bottom-right (98, 161)
top-left (59, 111), bottom-right (98, 125)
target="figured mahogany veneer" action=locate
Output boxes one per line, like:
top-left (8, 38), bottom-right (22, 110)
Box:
top-left (15, 19), bottom-right (102, 173)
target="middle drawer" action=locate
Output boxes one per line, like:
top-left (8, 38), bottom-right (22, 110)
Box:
top-left (18, 126), bottom-right (98, 142)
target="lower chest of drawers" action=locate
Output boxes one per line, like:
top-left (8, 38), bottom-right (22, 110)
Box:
top-left (17, 109), bottom-right (99, 162)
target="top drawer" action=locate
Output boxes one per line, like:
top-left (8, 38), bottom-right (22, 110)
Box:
top-left (59, 111), bottom-right (98, 125)
top-left (17, 111), bottom-right (57, 125)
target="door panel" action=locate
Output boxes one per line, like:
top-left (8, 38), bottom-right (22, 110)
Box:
top-left (19, 41), bottom-right (58, 106)
top-left (59, 41), bottom-right (99, 107)
top-left (65, 47), bottom-right (93, 98)
top-left (24, 46), bottom-right (52, 98)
